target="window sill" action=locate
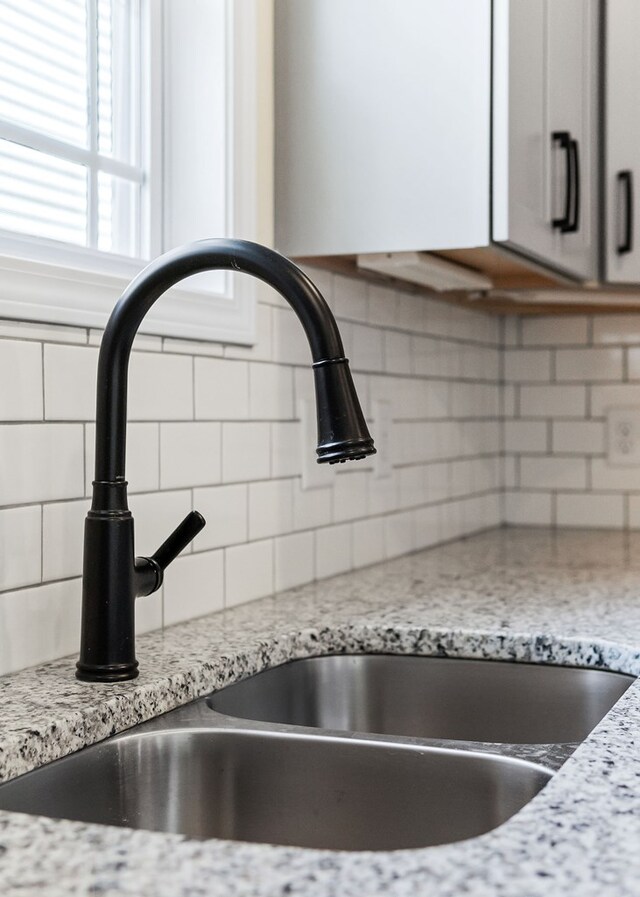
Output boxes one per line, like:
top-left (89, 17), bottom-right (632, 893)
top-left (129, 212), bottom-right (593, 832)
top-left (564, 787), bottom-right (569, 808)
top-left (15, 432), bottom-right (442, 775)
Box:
top-left (0, 249), bottom-right (256, 345)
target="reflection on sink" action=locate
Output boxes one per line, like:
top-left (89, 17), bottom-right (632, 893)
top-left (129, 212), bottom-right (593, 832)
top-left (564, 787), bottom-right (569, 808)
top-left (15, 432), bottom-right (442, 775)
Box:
top-left (207, 655), bottom-right (634, 744)
top-left (0, 728), bottom-right (551, 851)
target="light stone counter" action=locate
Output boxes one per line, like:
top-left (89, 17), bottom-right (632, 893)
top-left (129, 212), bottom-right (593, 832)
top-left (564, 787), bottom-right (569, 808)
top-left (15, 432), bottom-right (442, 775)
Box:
top-left (0, 527), bottom-right (639, 896)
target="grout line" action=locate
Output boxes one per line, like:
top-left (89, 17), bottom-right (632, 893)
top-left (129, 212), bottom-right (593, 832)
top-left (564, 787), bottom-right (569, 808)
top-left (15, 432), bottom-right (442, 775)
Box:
top-left (40, 503), bottom-right (44, 583)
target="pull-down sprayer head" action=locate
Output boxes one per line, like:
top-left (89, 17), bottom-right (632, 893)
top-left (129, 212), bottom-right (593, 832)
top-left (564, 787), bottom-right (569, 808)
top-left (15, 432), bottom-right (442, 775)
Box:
top-left (313, 358), bottom-right (375, 463)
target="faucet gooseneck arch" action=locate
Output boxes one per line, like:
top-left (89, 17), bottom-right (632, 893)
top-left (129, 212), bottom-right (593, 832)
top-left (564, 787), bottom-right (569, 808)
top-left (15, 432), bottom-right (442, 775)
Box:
top-left (77, 239), bottom-right (375, 683)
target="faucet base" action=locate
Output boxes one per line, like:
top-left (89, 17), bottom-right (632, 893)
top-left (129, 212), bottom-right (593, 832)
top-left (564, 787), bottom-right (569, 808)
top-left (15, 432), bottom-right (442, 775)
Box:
top-left (76, 660), bottom-right (139, 683)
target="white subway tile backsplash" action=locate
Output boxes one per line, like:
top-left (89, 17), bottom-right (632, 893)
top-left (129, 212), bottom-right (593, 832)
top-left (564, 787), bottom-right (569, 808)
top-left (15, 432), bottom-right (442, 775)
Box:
top-left (224, 303), bottom-right (273, 362)
top-left (316, 523), bottom-right (352, 578)
top-left (352, 516), bottom-right (386, 568)
top-left (164, 337), bottom-right (224, 358)
top-left (520, 385), bottom-right (586, 418)
top-left (552, 421), bottom-right (604, 455)
top-left (274, 531), bottom-right (314, 591)
top-left (0, 265), bottom-right (513, 672)
top-left (351, 324), bottom-right (384, 373)
top-left (164, 550), bottom-right (224, 626)
top-left (590, 384), bottom-right (640, 417)
top-left (160, 422), bottom-right (221, 489)
top-left (367, 284), bottom-right (398, 328)
top-left (414, 504), bottom-right (440, 550)
top-left (628, 496), bottom-right (640, 529)
top-left (42, 499), bottom-right (88, 581)
top-left (0, 340), bottom-right (43, 421)
top-left (505, 315), bottom-right (640, 527)
top-left (136, 590), bottom-right (164, 635)
top-left (194, 358), bottom-right (249, 420)
top-left (225, 539), bottom-right (274, 607)
top-left (625, 348), bottom-right (640, 381)
top-left (503, 317), bottom-right (519, 347)
top-left (385, 510), bottom-right (415, 559)
top-left (0, 506), bottom-right (42, 590)
top-left (0, 579), bottom-right (82, 676)
top-left (192, 483), bottom-right (248, 551)
top-left (504, 349), bottom-right (552, 382)
top-left (555, 348), bottom-right (623, 382)
top-left (44, 344), bottom-right (98, 421)
top-left (249, 362), bottom-right (294, 420)
top-left (249, 478), bottom-right (293, 540)
top-left (333, 470), bottom-right (369, 522)
top-left (128, 351), bottom-right (193, 420)
top-left (397, 465), bottom-right (427, 509)
top-left (556, 493), bottom-right (624, 528)
top-left (332, 275), bottom-right (368, 322)
top-left (0, 424), bottom-right (84, 504)
top-left (590, 459), bottom-right (640, 492)
top-left (368, 469), bottom-right (399, 515)
top-left (520, 457), bottom-right (587, 491)
top-left (271, 421), bottom-right (303, 478)
top-left (503, 455), bottom-right (517, 489)
top-left (521, 317), bottom-right (588, 346)
top-left (397, 293), bottom-right (428, 334)
top-left (292, 479), bottom-right (333, 531)
top-left (222, 422), bottom-right (271, 483)
top-left (384, 330), bottom-right (412, 375)
top-left (504, 421), bottom-right (548, 454)
top-left (272, 307), bottom-right (310, 367)
top-left (504, 491), bottom-right (552, 526)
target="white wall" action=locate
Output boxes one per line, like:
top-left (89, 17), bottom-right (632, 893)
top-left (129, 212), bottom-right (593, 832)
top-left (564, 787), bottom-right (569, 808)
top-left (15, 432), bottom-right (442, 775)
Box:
top-left (0, 271), bottom-right (502, 675)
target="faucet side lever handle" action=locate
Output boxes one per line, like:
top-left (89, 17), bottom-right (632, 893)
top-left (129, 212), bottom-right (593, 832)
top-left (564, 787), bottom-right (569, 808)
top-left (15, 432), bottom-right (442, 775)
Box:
top-left (135, 510), bottom-right (206, 597)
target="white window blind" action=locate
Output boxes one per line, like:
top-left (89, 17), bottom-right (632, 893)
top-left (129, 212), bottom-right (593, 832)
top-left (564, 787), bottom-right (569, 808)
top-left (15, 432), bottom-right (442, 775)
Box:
top-left (0, 0), bottom-right (143, 257)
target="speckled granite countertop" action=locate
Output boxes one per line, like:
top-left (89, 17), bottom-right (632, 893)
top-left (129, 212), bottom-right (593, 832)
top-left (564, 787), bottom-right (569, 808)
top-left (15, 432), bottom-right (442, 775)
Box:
top-left (1, 527), bottom-right (640, 896)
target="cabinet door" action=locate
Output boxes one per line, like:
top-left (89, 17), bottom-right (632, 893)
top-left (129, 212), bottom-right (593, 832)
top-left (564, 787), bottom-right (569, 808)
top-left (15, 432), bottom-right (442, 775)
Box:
top-left (493, 0), bottom-right (599, 281)
top-left (605, 0), bottom-right (640, 283)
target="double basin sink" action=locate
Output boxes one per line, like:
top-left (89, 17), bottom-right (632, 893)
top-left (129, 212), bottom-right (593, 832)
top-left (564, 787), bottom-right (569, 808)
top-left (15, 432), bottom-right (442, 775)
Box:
top-left (0, 655), bottom-right (633, 851)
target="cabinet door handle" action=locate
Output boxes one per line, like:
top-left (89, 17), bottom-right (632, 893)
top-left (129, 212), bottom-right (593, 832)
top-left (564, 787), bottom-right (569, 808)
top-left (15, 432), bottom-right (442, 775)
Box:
top-left (617, 170), bottom-right (634, 254)
top-left (551, 131), bottom-right (573, 232)
top-left (564, 138), bottom-right (580, 234)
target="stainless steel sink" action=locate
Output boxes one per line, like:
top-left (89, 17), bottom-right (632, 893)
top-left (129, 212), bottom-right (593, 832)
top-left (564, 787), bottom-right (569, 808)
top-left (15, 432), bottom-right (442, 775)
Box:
top-left (1, 653), bottom-right (628, 851)
top-left (0, 725), bottom-right (551, 851)
top-left (207, 655), bottom-right (634, 744)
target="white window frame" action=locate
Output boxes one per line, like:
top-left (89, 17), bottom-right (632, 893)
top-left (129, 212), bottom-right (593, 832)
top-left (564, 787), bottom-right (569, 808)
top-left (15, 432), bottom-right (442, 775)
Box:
top-left (0, 0), bottom-right (265, 345)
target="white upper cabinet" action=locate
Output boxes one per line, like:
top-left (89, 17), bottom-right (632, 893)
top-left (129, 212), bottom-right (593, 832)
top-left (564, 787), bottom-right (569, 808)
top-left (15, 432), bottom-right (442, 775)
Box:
top-left (604, 0), bottom-right (640, 284)
top-left (274, 0), bottom-right (600, 284)
top-left (493, 0), bottom-right (599, 281)
top-left (274, 0), bottom-right (492, 258)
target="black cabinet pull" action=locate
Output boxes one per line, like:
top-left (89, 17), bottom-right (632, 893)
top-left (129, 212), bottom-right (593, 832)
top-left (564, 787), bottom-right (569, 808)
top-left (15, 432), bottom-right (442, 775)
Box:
top-left (565, 138), bottom-right (580, 233)
top-left (552, 131), bottom-right (573, 232)
top-left (617, 170), bottom-right (634, 254)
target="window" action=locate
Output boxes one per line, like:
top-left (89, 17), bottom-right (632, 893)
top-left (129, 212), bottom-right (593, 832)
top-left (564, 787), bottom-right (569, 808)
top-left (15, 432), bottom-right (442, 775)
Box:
top-left (0, 0), bottom-right (142, 256)
top-left (0, 0), bottom-right (266, 344)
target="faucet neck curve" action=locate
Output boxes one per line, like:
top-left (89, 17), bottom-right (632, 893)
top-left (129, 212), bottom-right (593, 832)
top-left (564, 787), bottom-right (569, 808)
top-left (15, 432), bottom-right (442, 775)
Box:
top-left (94, 239), bottom-right (345, 485)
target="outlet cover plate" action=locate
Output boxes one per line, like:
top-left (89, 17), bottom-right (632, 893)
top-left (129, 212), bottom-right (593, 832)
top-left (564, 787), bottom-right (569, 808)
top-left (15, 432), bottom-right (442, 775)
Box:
top-left (607, 406), bottom-right (640, 467)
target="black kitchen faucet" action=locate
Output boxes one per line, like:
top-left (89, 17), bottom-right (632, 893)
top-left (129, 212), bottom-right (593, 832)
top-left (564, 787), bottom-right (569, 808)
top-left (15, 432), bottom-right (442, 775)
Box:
top-left (77, 239), bottom-right (375, 682)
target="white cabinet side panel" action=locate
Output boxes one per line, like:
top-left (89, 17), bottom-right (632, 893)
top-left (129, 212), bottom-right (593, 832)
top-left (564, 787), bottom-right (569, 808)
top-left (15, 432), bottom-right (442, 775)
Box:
top-left (275, 0), bottom-right (491, 257)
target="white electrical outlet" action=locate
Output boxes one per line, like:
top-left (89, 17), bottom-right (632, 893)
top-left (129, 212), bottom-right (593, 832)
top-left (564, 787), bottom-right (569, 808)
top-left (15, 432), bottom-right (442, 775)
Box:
top-left (607, 406), bottom-right (640, 466)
